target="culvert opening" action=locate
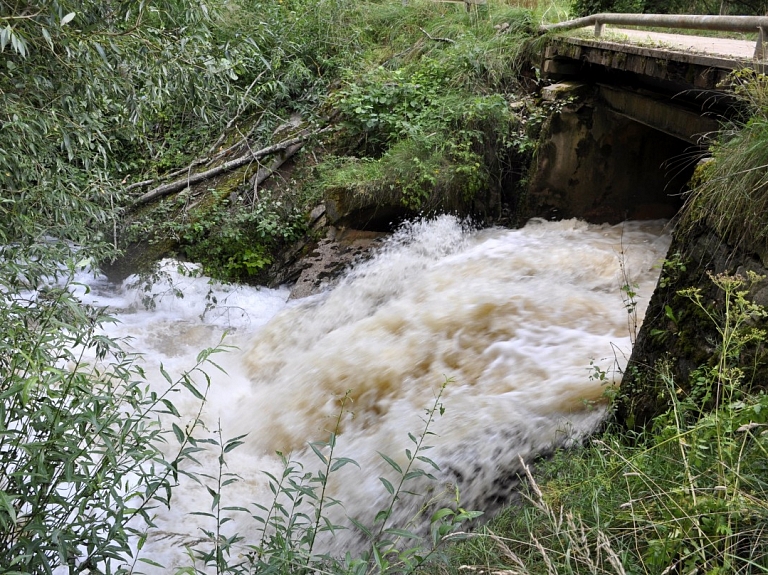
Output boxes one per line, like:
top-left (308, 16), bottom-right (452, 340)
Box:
top-left (527, 96), bottom-right (704, 224)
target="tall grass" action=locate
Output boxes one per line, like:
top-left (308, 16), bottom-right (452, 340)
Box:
top-left (682, 70), bottom-right (768, 256)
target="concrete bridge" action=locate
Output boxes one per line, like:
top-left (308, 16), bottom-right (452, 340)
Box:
top-left (525, 14), bottom-right (768, 224)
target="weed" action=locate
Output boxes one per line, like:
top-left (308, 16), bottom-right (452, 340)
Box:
top-left (0, 262), bottom-right (231, 571)
top-left (170, 380), bottom-right (480, 574)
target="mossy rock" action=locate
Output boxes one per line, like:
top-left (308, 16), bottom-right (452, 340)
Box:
top-left (617, 222), bottom-right (768, 429)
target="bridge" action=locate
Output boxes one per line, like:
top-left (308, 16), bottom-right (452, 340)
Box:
top-left (524, 14), bottom-right (768, 224)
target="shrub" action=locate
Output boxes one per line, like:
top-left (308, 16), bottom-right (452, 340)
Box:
top-left (0, 257), bottom-right (228, 572)
top-left (682, 70), bottom-right (768, 255)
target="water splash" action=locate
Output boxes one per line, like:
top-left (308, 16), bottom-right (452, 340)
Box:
top-left (83, 216), bottom-right (670, 570)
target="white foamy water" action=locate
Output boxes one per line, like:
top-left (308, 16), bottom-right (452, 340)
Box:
top-left (76, 216), bottom-right (670, 571)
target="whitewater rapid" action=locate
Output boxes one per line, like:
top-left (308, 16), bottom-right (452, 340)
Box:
top-left (75, 216), bottom-right (671, 571)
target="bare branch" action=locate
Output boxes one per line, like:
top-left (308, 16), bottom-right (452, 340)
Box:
top-left (418, 27), bottom-right (456, 44)
top-left (132, 127), bottom-right (332, 207)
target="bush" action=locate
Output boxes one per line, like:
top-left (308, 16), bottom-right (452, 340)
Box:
top-left (0, 255), bottom-right (228, 572)
top-left (682, 70), bottom-right (768, 254)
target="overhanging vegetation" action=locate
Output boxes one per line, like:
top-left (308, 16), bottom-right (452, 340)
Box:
top-left (3, 0), bottom-right (768, 572)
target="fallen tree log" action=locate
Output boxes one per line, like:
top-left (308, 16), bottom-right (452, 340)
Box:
top-left (124, 124), bottom-right (261, 193)
top-left (133, 127), bottom-right (331, 207)
top-left (249, 142), bottom-right (304, 198)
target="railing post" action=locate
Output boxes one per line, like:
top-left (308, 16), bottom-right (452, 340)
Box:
top-left (594, 20), bottom-right (605, 37)
top-left (755, 26), bottom-right (766, 59)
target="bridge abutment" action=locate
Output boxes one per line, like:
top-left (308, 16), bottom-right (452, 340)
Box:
top-left (524, 82), bottom-right (700, 224)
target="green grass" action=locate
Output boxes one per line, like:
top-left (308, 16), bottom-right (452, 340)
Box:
top-left (682, 70), bottom-right (768, 257)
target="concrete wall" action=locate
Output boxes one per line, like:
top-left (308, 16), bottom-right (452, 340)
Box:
top-left (525, 90), bottom-right (697, 224)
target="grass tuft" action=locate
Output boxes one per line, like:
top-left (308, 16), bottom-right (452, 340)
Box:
top-left (682, 70), bottom-right (768, 257)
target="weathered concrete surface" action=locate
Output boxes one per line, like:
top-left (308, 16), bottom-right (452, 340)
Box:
top-left (525, 85), bottom-right (694, 223)
top-left (617, 222), bottom-right (768, 428)
top-left (542, 28), bottom-right (766, 92)
top-left (603, 27), bottom-right (760, 60)
top-left (598, 84), bottom-right (720, 144)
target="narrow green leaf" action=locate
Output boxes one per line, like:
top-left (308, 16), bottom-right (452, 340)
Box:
top-left (161, 399), bottom-right (180, 417)
top-left (404, 470), bottom-right (426, 481)
top-left (349, 516), bottom-right (373, 537)
top-left (416, 455), bottom-right (440, 470)
top-left (222, 506), bottom-right (249, 512)
top-left (378, 452), bottom-right (402, 474)
top-left (330, 456), bottom-right (359, 472)
top-left (172, 423), bottom-right (185, 444)
top-left (372, 545), bottom-right (385, 571)
top-left (223, 440), bottom-right (244, 453)
top-left (379, 476), bottom-right (394, 495)
top-left (430, 508), bottom-right (455, 523)
top-left (309, 441), bottom-right (328, 465)
top-left (375, 509), bottom-right (391, 523)
top-left (159, 364), bottom-right (173, 385)
top-left (384, 527), bottom-right (420, 540)
top-left (180, 376), bottom-right (205, 400)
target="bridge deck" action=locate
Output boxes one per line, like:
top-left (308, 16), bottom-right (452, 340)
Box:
top-left (542, 27), bottom-right (765, 93)
top-left (591, 27), bottom-right (757, 60)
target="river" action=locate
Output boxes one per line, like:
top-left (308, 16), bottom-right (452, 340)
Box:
top-left (75, 215), bottom-right (671, 571)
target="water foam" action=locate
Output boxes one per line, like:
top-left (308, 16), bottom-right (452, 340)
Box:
top-left (84, 216), bottom-right (670, 570)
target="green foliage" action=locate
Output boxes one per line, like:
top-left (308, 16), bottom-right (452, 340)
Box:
top-left (683, 70), bottom-right (768, 255)
top-left (309, 1), bottom-right (538, 212)
top-left (0, 2), bottom-right (264, 568)
top-left (174, 381), bottom-right (480, 574)
top-left (0, 257), bottom-right (229, 571)
top-left (178, 195), bottom-right (305, 284)
top-left (1, 0), bottom-right (245, 249)
top-left (126, 189), bottom-right (306, 283)
top-left (333, 61), bottom-right (447, 154)
top-left (0, 0), bottom-right (352, 272)
top-left (571, 0), bottom-right (643, 17)
top-left (449, 273), bottom-right (768, 575)
top-left (329, 68), bottom-right (524, 209)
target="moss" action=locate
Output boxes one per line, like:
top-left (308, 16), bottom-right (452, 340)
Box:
top-left (617, 224), bottom-right (768, 429)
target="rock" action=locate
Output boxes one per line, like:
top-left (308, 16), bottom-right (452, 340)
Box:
top-left (286, 227), bottom-right (389, 299)
top-left (617, 222), bottom-right (768, 428)
top-left (540, 81), bottom-right (590, 102)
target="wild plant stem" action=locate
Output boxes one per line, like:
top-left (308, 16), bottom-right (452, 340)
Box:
top-left (374, 380), bottom-right (447, 543)
top-left (306, 391), bottom-right (350, 559)
top-left (665, 371), bottom-right (708, 565)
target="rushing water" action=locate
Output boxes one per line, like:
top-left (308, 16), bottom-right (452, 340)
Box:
top-left (76, 216), bottom-right (670, 570)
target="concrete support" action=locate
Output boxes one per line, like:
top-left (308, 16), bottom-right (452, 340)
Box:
top-left (756, 26), bottom-right (766, 60)
top-left (594, 21), bottom-right (604, 37)
top-left (525, 86), bottom-right (696, 224)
